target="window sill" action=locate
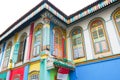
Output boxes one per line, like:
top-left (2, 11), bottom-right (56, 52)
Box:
top-left (94, 51), bottom-right (111, 59)
top-left (15, 62), bottom-right (23, 67)
top-left (73, 57), bottom-right (86, 64)
top-left (30, 56), bottom-right (40, 62)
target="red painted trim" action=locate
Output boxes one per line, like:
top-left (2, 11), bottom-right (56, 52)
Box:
top-left (27, 23), bottom-right (34, 60)
top-left (62, 38), bottom-right (65, 58)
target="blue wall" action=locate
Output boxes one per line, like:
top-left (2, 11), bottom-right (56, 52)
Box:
top-left (70, 57), bottom-right (120, 80)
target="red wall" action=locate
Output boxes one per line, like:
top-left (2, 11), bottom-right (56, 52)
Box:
top-left (10, 67), bottom-right (24, 80)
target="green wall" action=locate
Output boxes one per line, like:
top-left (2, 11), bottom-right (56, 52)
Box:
top-left (50, 69), bottom-right (57, 80)
top-left (50, 68), bottom-right (70, 80)
top-left (0, 72), bottom-right (7, 80)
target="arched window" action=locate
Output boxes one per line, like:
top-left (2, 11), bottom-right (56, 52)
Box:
top-left (71, 27), bottom-right (85, 60)
top-left (29, 71), bottom-right (39, 80)
top-left (14, 77), bottom-right (20, 80)
top-left (113, 8), bottom-right (120, 35)
top-left (13, 74), bottom-right (20, 80)
top-left (33, 24), bottom-right (43, 57)
top-left (3, 41), bottom-right (12, 68)
top-left (17, 33), bottom-right (27, 62)
top-left (90, 19), bottom-right (109, 54)
top-left (54, 28), bottom-right (64, 58)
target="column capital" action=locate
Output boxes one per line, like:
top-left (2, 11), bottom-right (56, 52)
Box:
top-left (41, 12), bottom-right (51, 24)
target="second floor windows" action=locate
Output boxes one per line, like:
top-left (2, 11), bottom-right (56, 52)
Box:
top-left (71, 27), bottom-right (85, 60)
top-left (53, 28), bottom-right (64, 58)
top-left (90, 19), bottom-right (109, 54)
top-left (113, 8), bottom-right (120, 35)
top-left (17, 33), bottom-right (27, 63)
top-left (33, 24), bottom-right (43, 57)
top-left (3, 41), bottom-right (12, 68)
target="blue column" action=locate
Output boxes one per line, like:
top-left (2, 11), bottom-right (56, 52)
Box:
top-left (43, 20), bottom-right (50, 50)
top-left (40, 17), bottom-right (51, 80)
top-left (0, 42), bottom-right (6, 70)
top-left (6, 71), bottom-right (10, 80)
top-left (50, 22), bottom-right (54, 55)
top-left (24, 65), bottom-right (29, 80)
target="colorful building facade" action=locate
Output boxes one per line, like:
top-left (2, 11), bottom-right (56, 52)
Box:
top-left (0, 0), bottom-right (120, 80)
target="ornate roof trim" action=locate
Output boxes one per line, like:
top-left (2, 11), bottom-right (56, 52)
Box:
top-left (0, 0), bottom-right (119, 41)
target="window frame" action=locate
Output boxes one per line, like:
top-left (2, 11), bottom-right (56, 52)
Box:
top-left (32, 23), bottom-right (43, 58)
top-left (53, 27), bottom-right (64, 59)
top-left (70, 27), bottom-right (86, 60)
top-left (17, 32), bottom-right (27, 63)
top-left (2, 41), bottom-right (12, 69)
top-left (29, 71), bottom-right (39, 80)
top-left (113, 7), bottom-right (120, 36)
top-left (90, 18), bottom-right (110, 54)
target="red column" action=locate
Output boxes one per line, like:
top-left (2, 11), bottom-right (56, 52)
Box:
top-left (62, 37), bottom-right (65, 58)
top-left (27, 23), bottom-right (34, 60)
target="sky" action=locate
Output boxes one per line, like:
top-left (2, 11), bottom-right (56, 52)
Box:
top-left (0, 0), bottom-right (96, 34)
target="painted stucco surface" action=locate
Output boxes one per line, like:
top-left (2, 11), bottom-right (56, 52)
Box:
top-left (50, 69), bottom-right (57, 80)
top-left (70, 58), bottom-right (120, 80)
top-left (29, 61), bottom-right (40, 73)
top-left (10, 67), bottom-right (24, 80)
top-left (0, 72), bottom-right (7, 80)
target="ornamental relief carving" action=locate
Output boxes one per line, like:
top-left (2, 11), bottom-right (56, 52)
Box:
top-left (41, 11), bottom-right (67, 29)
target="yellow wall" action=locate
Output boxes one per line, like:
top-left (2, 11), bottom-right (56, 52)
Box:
top-left (29, 61), bottom-right (40, 73)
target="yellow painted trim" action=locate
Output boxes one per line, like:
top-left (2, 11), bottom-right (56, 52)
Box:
top-left (40, 54), bottom-right (49, 59)
top-left (29, 61), bottom-right (40, 73)
top-left (14, 33), bottom-right (19, 43)
top-left (34, 23), bottom-right (43, 32)
top-left (75, 53), bottom-right (120, 66)
top-left (113, 7), bottom-right (120, 36)
top-left (66, 38), bottom-right (69, 59)
top-left (74, 57), bottom-right (86, 63)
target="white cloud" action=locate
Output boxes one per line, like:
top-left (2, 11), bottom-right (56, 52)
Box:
top-left (0, 0), bottom-right (96, 34)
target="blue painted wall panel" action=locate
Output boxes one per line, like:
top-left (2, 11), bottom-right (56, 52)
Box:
top-left (0, 42), bottom-right (6, 66)
top-left (24, 65), bottom-right (29, 80)
top-left (50, 22), bottom-right (54, 55)
top-left (70, 58), bottom-right (120, 80)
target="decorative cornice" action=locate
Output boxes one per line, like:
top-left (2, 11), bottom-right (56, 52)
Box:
top-left (42, 11), bottom-right (67, 28)
top-left (0, 0), bottom-right (118, 42)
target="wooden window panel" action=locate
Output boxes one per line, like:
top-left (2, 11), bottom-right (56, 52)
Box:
top-left (3, 48), bottom-right (11, 68)
top-left (33, 29), bottom-right (42, 57)
top-left (115, 10), bottom-right (120, 32)
top-left (71, 29), bottom-right (84, 59)
top-left (91, 20), bottom-right (108, 54)
top-left (30, 74), bottom-right (39, 80)
top-left (54, 29), bottom-right (63, 58)
top-left (17, 39), bottom-right (26, 62)
top-left (17, 33), bottom-right (27, 63)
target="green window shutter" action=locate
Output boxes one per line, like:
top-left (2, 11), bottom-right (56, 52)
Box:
top-left (12, 42), bottom-right (20, 63)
